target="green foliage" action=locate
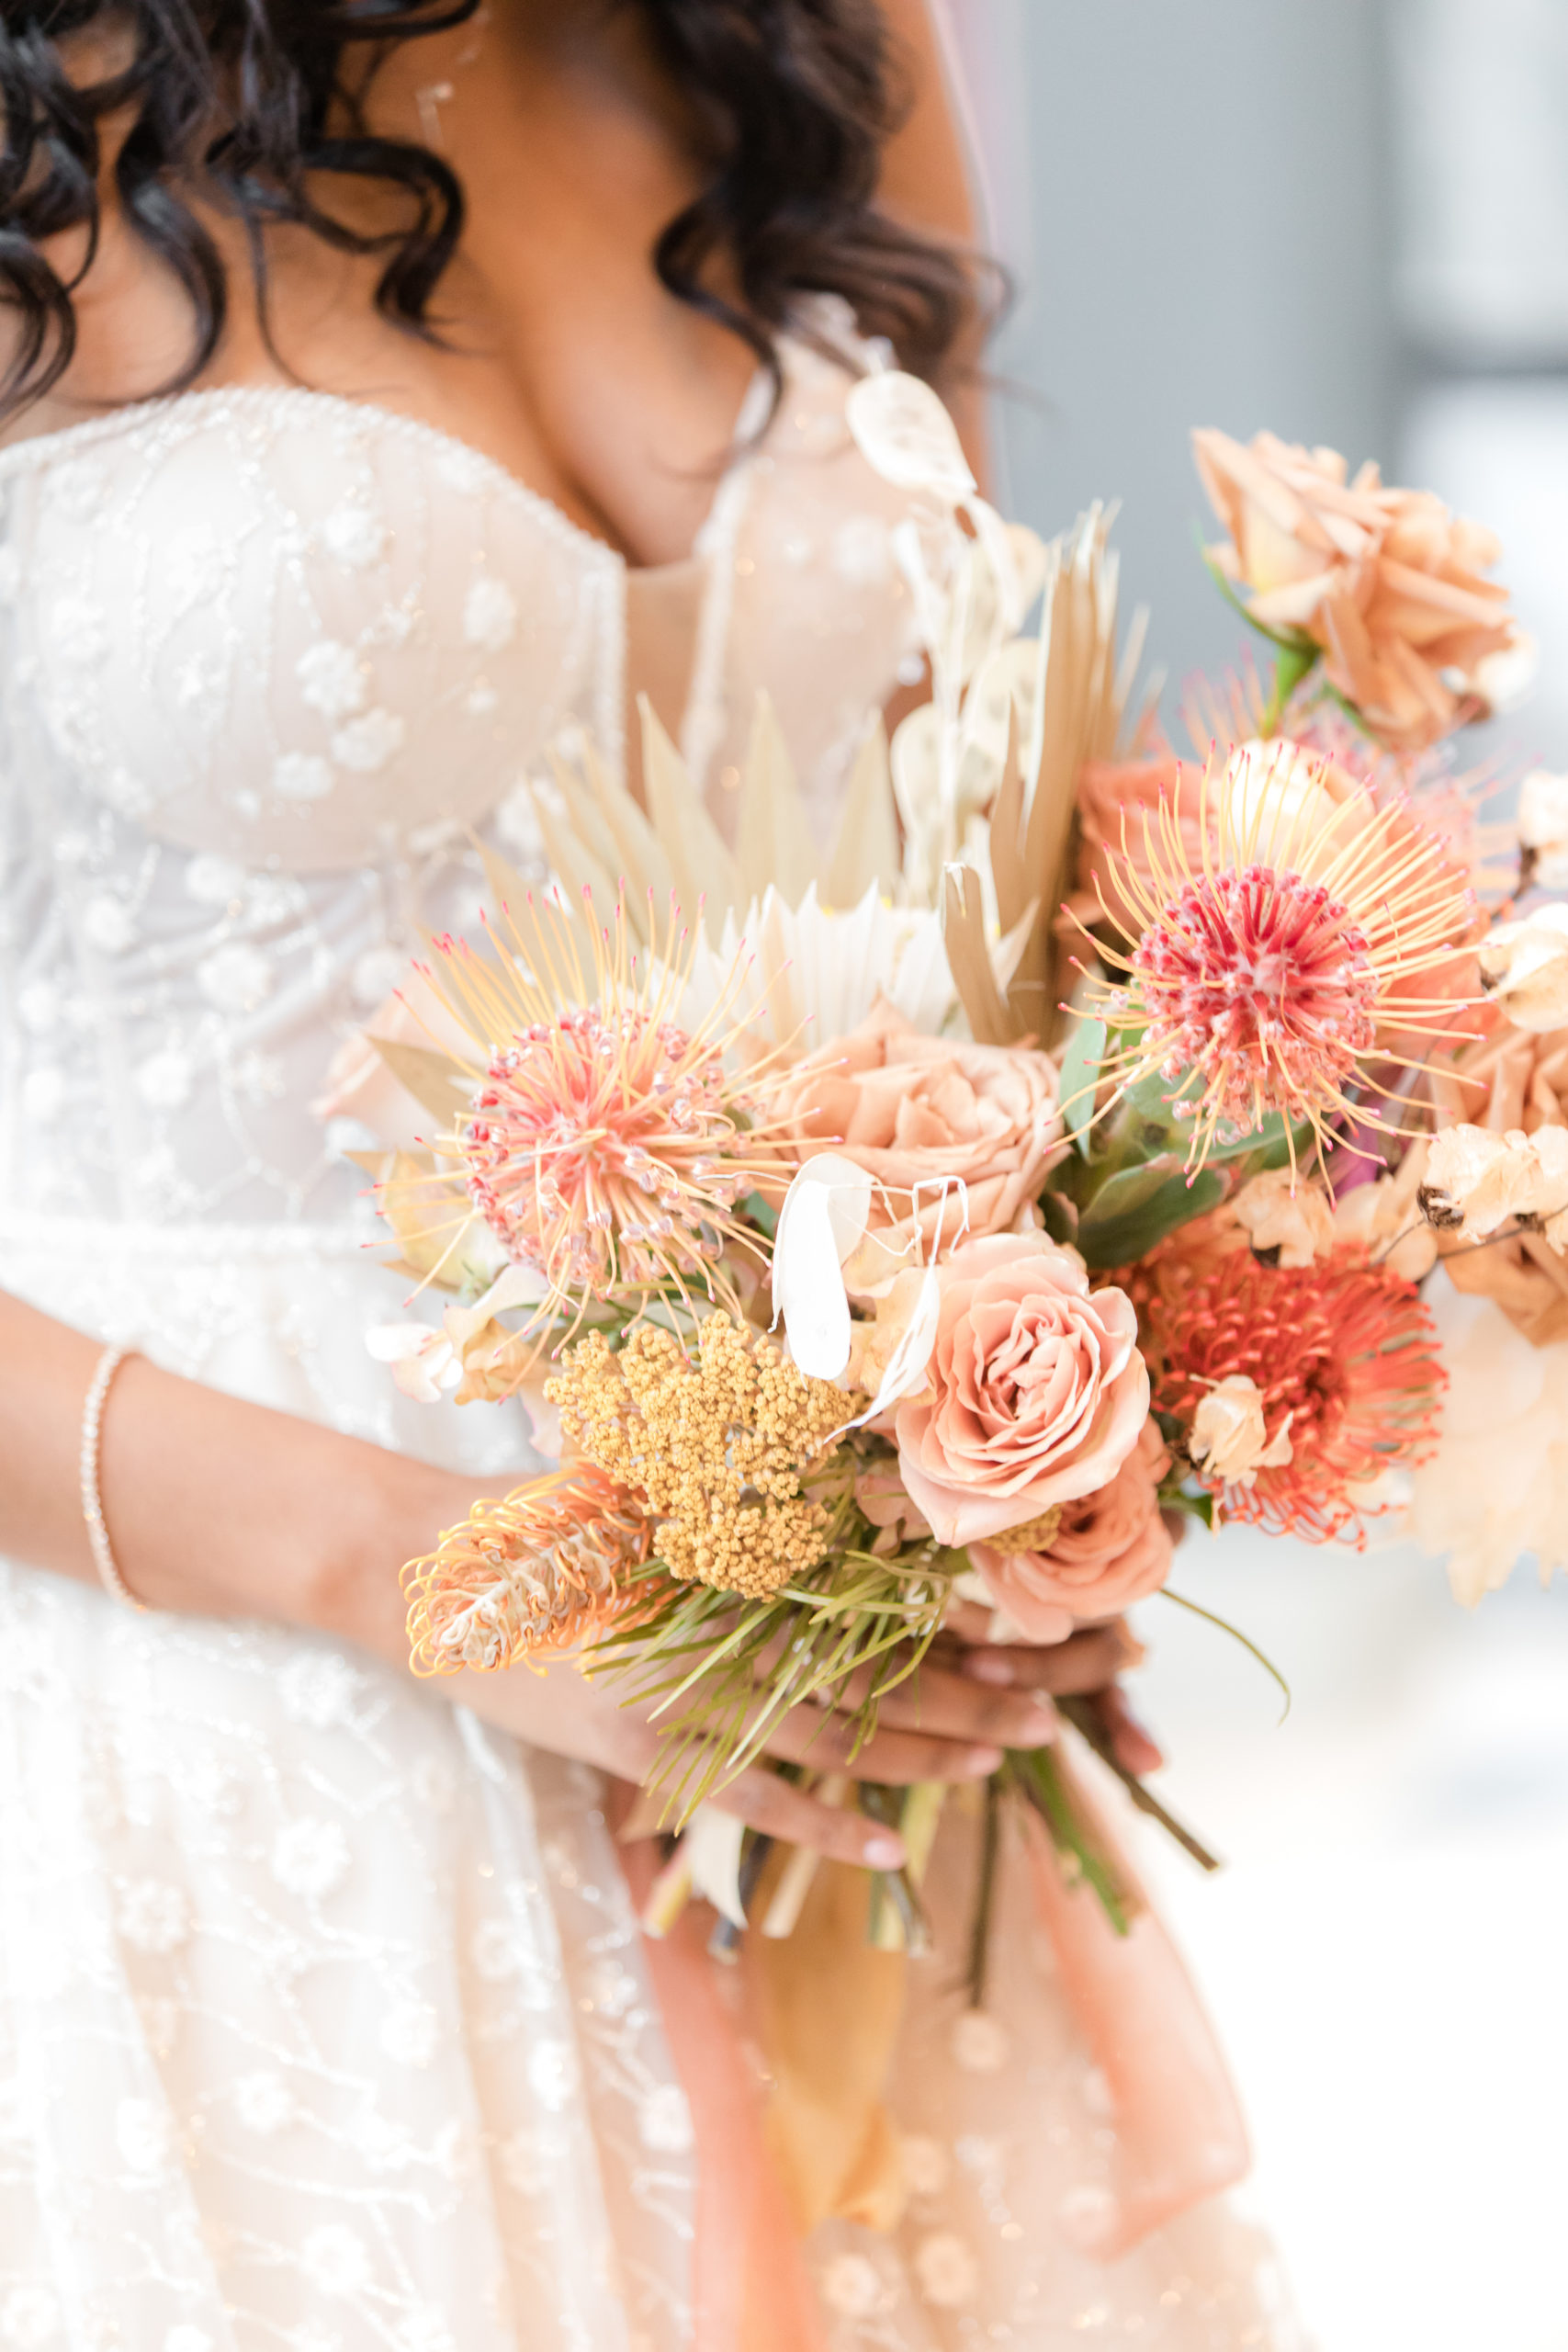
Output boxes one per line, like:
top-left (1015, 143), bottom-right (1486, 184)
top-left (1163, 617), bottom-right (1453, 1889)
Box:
top-left (1057, 1015), bottom-right (1107, 1156)
top-left (1073, 1163), bottom-right (1227, 1269)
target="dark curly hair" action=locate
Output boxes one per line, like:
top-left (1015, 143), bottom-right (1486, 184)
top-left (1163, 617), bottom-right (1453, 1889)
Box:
top-left (0, 0), bottom-right (981, 418)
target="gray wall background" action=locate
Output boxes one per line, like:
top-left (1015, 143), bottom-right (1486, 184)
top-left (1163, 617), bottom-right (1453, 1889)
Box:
top-left (940, 12), bottom-right (1568, 2348)
top-left (989, 1), bottom-right (1397, 723)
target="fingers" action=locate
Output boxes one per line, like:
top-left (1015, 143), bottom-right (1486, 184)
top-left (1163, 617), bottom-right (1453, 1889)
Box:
top-left (863, 1661), bottom-right (1055, 1749)
top-left (758, 1701), bottom-right (1002, 1786)
top-left (705, 1767), bottom-right (907, 1869)
top-left (958, 1623), bottom-right (1139, 1697)
top-left (1093, 1681), bottom-right (1164, 1776)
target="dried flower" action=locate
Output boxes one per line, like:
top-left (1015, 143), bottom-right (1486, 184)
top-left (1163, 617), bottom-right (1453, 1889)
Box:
top-left (1429, 1024), bottom-right (1568, 1343)
top-left (1418, 1122), bottom-right (1568, 1247)
top-left (403, 1466), bottom-right (651, 1674)
top-left (1517, 772), bottom-right (1568, 891)
top-left (1145, 1249), bottom-right (1444, 1542)
top-left (1187, 1374), bottom-right (1295, 1485)
top-left (1090, 750), bottom-right (1477, 1170)
top-left (1408, 1276), bottom-right (1568, 1602)
top-left (547, 1316), bottom-right (849, 1599)
top-left (1193, 429), bottom-right (1387, 636)
top-left (1331, 1146), bottom-right (1439, 1284)
top-left (1231, 1168), bottom-right (1336, 1267)
top-left (1477, 902), bottom-right (1568, 1034)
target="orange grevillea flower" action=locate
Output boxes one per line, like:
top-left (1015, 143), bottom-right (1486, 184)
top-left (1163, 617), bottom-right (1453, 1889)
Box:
top-left (402, 1464), bottom-right (654, 1675)
top-left (1088, 747), bottom-right (1478, 1170)
top-left (400, 887), bottom-right (785, 1331)
top-left (1143, 1248), bottom-right (1443, 1544)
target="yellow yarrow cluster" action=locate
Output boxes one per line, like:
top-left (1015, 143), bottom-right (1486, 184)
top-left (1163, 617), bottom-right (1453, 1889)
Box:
top-left (547, 1315), bottom-right (849, 1599)
top-left (983, 1505), bottom-right (1065, 1557)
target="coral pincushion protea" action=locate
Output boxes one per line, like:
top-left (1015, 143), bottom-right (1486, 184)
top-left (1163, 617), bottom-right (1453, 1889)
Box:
top-left (1089, 749), bottom-right (1476, 1169)
top-left (411, 888), bottom-right (781, 1324)
top-left (403, 1465), bottom-right (652, 1674)
top-left (462, 1001), bottom-right (745, 1289)
top-left (1144, 1247), bottom-right (1444, 1544)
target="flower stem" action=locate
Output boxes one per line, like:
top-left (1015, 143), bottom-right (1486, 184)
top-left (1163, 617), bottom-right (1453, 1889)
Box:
top-left (964, 1774), bottom-right (1004, 2005)
top-left (1055, 1696), bottom-right (1223, 1873)
top-left (1260, 639), bottom-right (1321, 734)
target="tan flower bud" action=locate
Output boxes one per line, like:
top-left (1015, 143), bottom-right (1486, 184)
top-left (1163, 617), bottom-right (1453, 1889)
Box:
top-left (1419, 1121), bottom-right (1568, 1244)
top-left (1478, 902), bottom-right (1568, 1033)
top-left (1517, 771), bottom-right (1568, 890)
top-left (1232, 1168), bottom-right (1336, 1268)
top-left (1188, 1374), bottom-right (1294, 1487)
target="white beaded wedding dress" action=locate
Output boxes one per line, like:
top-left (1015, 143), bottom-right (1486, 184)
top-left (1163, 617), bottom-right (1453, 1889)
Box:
top-left (0, 305), bottom-right (1303, 2350)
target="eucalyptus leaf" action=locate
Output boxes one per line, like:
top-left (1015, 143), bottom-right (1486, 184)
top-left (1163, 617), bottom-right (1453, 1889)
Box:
top-left (1057, 1016), bottom-right (1106, 1155)
top-left (1076, 1164), bottom-right (1226, 1270)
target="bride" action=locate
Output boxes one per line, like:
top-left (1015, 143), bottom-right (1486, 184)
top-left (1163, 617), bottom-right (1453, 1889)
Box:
top-left (0, 1), bottom-right (1302, 2343)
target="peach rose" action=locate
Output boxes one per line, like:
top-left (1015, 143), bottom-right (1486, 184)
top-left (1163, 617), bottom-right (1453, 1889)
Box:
top-left (891, 1232), bottom-right (1149, 1546)
top-left (1194, 428), bottom-right (1387, 634)
top-left (970, 1419), bottom-right (1174, 1637)
top-left (1324, 489), bottom-right (1524, 753)
top-left (1194, 427), bottom-right (1524, 754)
top-left (773, 1001), bottom-right (1062, 1290)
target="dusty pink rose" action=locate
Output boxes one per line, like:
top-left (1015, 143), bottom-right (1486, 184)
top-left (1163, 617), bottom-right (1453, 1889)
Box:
top-left (773, 1001), bottom-right (1062, 1288)
top-left (970, 1420), bottom-right (1174, 1637)
top-left (892, 1233), bottom-right (1149, 1546)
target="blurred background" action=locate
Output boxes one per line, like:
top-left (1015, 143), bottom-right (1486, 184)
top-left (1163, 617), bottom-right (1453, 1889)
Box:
top-left (937, 3), bottom-right (1568, 2346)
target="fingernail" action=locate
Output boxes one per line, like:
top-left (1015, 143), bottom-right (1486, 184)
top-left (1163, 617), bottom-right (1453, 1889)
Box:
top-left (966, 1745), bottom-right (1004, 1775)
top-left (962, 1654), bottom-right (1014, 1686)
top-left (863, 1834), bottom-right (905, 1869)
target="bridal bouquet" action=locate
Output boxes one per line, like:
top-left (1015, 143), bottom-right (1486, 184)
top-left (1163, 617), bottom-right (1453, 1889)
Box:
top-left (348, 368), bottom-right (1555, 1958)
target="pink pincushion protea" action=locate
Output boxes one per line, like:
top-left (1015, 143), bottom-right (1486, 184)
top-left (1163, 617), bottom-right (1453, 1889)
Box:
top-left (1130, 863), bottom-right (1380, 1138)
top-left (1089, 747), bottom-right (1477, 1167)
top-left (462, 1002), bottom-right (749, 1296)
top-left (403, 888), bottom-right (782, 1327)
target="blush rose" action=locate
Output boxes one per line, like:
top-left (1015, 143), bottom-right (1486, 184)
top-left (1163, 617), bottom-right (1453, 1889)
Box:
top-left (773, 1001), bottom-right (1062, 1290)
top-left (890, 1233), bottom-right (1149, 1547)
top-left (969, 1419), bottom-right (1175, 1638)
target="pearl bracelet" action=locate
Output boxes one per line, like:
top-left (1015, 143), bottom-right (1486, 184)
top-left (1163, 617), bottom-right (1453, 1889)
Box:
top-left (80, 1344), bottom-right (145, 1611)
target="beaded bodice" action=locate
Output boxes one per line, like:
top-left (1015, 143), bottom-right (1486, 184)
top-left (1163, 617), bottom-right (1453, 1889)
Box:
top-left (0, 306), bottom-right (919, 1227)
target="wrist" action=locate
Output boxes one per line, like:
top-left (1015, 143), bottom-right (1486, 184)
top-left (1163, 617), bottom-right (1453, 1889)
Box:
top-left (306, 1450), bottom-right (460, 1668)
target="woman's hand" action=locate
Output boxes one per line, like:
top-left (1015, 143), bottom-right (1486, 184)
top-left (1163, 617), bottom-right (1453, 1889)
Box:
top-left (451, 1611), bottom-right (1153, 1871)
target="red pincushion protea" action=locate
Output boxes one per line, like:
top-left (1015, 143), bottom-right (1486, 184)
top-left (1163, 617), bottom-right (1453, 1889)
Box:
top-left (1144, 1247), bottom-right (1444, 1544)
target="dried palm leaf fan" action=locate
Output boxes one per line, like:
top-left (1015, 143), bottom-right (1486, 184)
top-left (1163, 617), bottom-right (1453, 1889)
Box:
top-left (942, 504), bottom-right (1149, 1051)
top-left (531, 694), bottom-right (901, 949)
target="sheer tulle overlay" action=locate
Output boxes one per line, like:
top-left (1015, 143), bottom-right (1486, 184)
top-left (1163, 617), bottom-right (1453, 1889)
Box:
top-left (0, 317), bottom-right (1303, 2346)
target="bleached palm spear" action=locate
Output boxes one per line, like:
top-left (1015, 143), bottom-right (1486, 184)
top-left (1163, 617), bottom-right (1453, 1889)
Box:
top-left (845, 374), bottom-right (1150, 1048)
